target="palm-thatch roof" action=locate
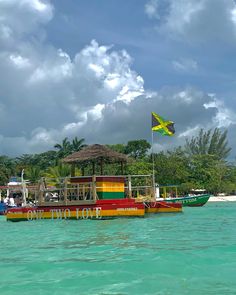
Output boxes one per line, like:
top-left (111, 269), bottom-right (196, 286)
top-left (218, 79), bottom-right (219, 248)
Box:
top-left (63, 144), bottom-right (128, 164)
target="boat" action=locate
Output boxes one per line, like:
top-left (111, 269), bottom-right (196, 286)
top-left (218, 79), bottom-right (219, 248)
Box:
top-left (0, 202), bottom-right (7, 215)
top-left (6, 174), bottom-right (182, 222)
top-left (6, 198), bottom-right (145, 221)
top-left (157, 186), bottom-right (211, 207)
top-left (164, 194), bottom-right (211, 207)
top-left (0, 174), bottom-right (30, 215)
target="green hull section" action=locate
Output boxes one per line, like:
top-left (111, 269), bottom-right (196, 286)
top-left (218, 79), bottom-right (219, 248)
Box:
top-left (165, 194), bottom-right (211, 207)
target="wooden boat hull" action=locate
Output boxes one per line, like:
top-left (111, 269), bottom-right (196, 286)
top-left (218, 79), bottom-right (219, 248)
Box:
top-left (164, 194), bottom-right (211, 207)
top-left (6, 199), bottom-right (145, 222)
top-left (6, 199), bottom-right (183, 221)
top-left (144, 201), bottom-right (182, 213)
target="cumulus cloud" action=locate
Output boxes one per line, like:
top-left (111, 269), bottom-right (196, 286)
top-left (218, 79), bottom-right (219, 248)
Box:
top-left (0, 0), bottom-right (147, 155)
top-left (0, 0), bottom-right (236, 156)
top-left (0, 0), bottom-right (53, 41)
top-left (204, 95), bottom-right (236, 128)
top-left (145, 0), bottom-right (236, 43)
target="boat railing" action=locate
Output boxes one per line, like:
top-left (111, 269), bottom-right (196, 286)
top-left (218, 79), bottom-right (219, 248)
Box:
top-left (35, 174), bottom-right (155, 205)
top-left (159, 185), bottom-right (179, 198)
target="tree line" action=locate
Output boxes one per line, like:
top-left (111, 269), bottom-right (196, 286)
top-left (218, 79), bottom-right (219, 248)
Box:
top-left (0, 129), bottom-right (236, 195)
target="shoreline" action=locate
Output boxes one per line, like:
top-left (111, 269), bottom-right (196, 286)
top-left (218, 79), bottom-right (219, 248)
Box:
top-left (208, 195), bottom-right (236, 202)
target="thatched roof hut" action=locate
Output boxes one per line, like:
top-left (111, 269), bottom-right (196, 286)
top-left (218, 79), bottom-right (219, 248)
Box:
top-left (63, 144), bottom-right (128, 175)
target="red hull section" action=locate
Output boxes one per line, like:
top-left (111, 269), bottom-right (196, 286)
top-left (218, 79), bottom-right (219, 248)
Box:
top-left (6, 198), bottom-right (146, 221)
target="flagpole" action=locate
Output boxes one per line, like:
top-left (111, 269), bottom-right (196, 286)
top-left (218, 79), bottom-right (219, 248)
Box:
top-left (151, 112), bottom-right (175, 199)
top-left (151, 129), bottom-right (155, 199)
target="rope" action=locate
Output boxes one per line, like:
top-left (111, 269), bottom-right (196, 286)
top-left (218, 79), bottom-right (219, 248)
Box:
top-left (144, 200), bottom-right (180, 209)
top-left (144, 202), bottom-right (150, 208)
top-left (158, 201), bottom-right (180, 209)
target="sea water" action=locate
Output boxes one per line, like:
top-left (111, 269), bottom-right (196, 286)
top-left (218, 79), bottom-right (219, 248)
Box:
top-left (0, 202), bottom-right (236, 295)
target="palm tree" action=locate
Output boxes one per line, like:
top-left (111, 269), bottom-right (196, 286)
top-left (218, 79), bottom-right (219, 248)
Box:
top-left (54, 137), bottom-right (72, 158)
top-left (0, 156), bottom-right (16, 185)
top-left (44, 163), bottom-right (71, 188)
top-left (26, 166), bottom-right (42, 184)
top-left (71, 137), bottom-right (86, 152)
top-left (44, 163), bottom-right (71, 179)
top-left (33, 151), bottom-right (58, 170)
top-left (16, 154), bottom-right (35, 169)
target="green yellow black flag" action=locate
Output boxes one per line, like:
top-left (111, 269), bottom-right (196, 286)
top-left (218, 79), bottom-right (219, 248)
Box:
top-left (152, 112), bottom-right (175, 136)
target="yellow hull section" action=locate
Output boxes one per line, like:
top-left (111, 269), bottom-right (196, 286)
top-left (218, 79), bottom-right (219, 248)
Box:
top-left (6, 208), bottom-right (145, 221)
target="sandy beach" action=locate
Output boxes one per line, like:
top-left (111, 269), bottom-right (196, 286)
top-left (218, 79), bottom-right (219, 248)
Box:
top-left (209, 195), bottom-right (236, 202)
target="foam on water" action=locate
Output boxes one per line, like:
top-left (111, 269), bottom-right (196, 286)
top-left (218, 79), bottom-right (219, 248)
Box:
top-left (0, 202), bottom-right (236, 295)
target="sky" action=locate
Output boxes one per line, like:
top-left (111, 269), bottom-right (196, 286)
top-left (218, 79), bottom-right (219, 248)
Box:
top-left (0, 0), bottom-right (236, 157)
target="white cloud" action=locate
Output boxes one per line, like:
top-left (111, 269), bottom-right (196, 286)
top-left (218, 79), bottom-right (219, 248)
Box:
top-left (173, 89), bottom-right (196, 104)
top-left (104, 73), bottom-right (121, 89)
top-left (29, 49), bottom-right (73, 83)
top-left (178, 125), bottom-right (200, 138)
top-left (0, 0), bottom-right (236, 157)
top-left (145, 0), bottom-right (236, 43)
top-left (31, 127), bottom-right (53, 143)
top-left (0, 0), bottom-right (147, 155)
top-left (231, 7), bottom-right (236, 24)
top-left (164, 1), bottom-right (204, 36)
top-left (145, 0), bottom-right (159, 19)
top-left (88, 63), bottom-right (105, 78)
top-left (0, 0), bottom-right (53, 42)
top-left (204, 96), bottom-right (236, 128)
top-left (88, 104), bottom-right (105, 120)
top-left (9, 54), bottom-right (31, 68)
top-left (172, 58), bottom-right (198, 72)
top-left (25, 0), bottom-right (49, 12)
top-left (115, 75), bottom-right (144, 104)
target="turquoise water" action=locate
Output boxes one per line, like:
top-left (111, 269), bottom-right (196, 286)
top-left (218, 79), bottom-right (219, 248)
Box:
top-left (0, 202), bottom-right (236, 295)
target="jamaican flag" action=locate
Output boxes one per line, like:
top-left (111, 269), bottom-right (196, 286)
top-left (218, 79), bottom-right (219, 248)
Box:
top-left (152, 112), bottom-right (175, 136)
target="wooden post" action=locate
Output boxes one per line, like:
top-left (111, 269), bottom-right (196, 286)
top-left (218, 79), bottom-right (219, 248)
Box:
top-left (34, 189), bottom-right (37, 204)
top-left (128, 175), bottom-right (132, 198)
top-left (77, 184), bottom-right (80, 201)
top-left (152, 170), bottom-right (155, 199)
top-left (121, 162), bottom-right (124, 174)
top-left (164, 187), bottom-right (166, 198)
top-left (82, 184), bottom-right (85, 200)
top-left (71, 164), bottom-right (75, 177)
top-left (100, 158), bottom-right (103, 175)
top-left (38, 178), bottom-right (44, 205)
top-left (64, 178), bottom-right (68, 205)
top-left (92, 162), bottom-right (95, 175)
top-left (92, 175), bottom-right (97, 201)
top-left (175, 186), bottom-right (178, 198)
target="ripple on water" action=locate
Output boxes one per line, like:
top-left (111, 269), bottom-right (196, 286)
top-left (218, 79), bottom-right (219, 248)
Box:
top-left (0, 203), bottom-right (236, 294)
